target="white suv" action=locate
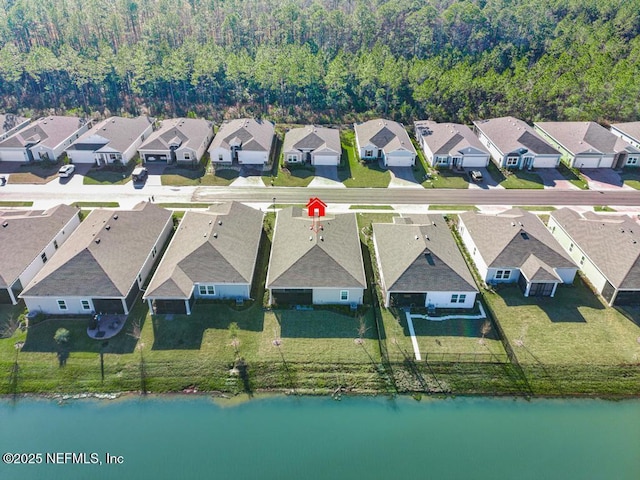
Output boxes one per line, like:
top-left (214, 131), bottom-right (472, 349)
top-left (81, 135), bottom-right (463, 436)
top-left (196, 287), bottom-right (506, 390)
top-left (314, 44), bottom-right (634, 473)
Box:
top-left (58, 164), bottom-right (76, 178)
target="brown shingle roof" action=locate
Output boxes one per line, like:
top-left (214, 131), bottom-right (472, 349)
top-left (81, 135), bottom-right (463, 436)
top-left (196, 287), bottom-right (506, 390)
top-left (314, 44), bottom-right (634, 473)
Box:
top-left (266, 208), bottom-right (366, 289)
top-left (0, 116), bottom-right (86, 149)
top-left (67, 116), bottom-right (153, 154)
top-left (144, 202), bottom-right (264, 299)
top-left (551, 208), bottom-right (640, 289)
top-left (208, 118), bottom-right (274, 153)
top-left (373, 215), bottom-right (477, 294)
top-left (0, 205), bottom-right (78, 289)
top-left (354, 119), bottom-right (416, 154)
top-left (473, 117), bottom-right (559, 155)
top-left (20, 203), bottom-right (171, 297)
top-left (414, 121), bottom-right (488, 156)
top-left (139, 118), bottom-right (212, 152)
top-left (535, 122), bottom-right (640, 155)
top-left (283, 126), bottom-right (340, 153)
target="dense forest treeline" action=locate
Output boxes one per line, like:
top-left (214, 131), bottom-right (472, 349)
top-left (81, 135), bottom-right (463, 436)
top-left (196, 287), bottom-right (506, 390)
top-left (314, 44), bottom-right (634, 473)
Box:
top-left (0, 0), bottom-right (639, 124)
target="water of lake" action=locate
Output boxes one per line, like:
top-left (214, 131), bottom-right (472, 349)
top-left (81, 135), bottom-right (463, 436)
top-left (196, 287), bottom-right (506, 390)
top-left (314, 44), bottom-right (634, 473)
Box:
top-left (0, 395), bottom-right (638, 479)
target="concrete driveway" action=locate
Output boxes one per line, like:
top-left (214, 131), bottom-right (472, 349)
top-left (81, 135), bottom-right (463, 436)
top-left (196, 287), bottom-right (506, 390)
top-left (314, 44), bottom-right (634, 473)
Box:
top-left (388, 166), bottom-right (422, 188)
top-left (466, 167), bottom-right (503, 190)
top-left (314, 165), bottom-right (339, 182)
top-left (581, 169), bottom-right (633, 191)
top-left (535, 168), bottom-right (579, 190)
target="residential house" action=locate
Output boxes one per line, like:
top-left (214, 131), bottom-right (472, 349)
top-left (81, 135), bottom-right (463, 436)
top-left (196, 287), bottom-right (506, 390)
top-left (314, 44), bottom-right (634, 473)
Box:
top-left (610, 122), bottom-right (640, 165)
top-left (458, 209), bottom-right (577, 297)
top-left (372, 215), bottom-right (478, 308)
top-left (0, 205), bottom-right (80, 305)
top-left (414, 120), bottom-right (490, 169)
top-left (138, 118), bottom-right (213, 165)
top-left (66, 116), bottom-right (154, 165)
top-left (548, 208), bottom-right (640, 306)
top-left (144, 202), bottom-right (264, 315)
top-left (0, 114), bottom-right (30, 142)
top-left (266, 207), bottom-right (366, 305)
top-left (282, 125), bottom-right (341, 166)
top-left (0, 116), bottom-right (90, 162)
top-left (209, 118), bottom-right (274, 166)
top-left (473, 117), bottom-right (560, 169)
top-left (534, 121), bottom-right (640, 169)
top-left (354, 119), bottom-right (416, 167)
top-left (20, 202), bottom-right (173, 315)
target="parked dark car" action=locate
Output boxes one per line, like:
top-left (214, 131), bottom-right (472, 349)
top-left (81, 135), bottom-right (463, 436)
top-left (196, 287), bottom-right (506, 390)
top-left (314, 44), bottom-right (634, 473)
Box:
top-left (470, 170), bottom-right (483, 182)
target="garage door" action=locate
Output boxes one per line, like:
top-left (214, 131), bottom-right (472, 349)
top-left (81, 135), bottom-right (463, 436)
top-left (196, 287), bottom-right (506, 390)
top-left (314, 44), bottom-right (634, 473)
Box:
top-left (0, 149), bottom-right (27, 162)
top-left (313, 154), bottom-right (338, 166)
top-left (390, 293), bottom-right (426, 307)
top-left (574, 156), bottom-right (600, 168)
top-left (385, 154), bottom-right (414, 167)
top-left (144, 154), bottom-right (168, 162)
top-left (92, 298), bottom-right (125, 314)
top-left (154, 299), bottom-right (187, 314)
top-left (271, 289), bottom-right (313, 305)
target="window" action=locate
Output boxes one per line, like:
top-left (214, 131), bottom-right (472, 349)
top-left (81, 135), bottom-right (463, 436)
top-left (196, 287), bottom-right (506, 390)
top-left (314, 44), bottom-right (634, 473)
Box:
top-left (81, 300), bottom-right (91, 311)
top-left (450, 294), bottom-right (459, 303)
top-left (340, 290), bottom-right (349, 301)
top-left (57, 300), bottom-right (67, 310)
top-left (138, 274), bottom-right (142, 283)
top-left (54, 240), bottom-right (59, 249)
top-left (495, 270), bottom-right (511, 280)
top-left (437, 156), bottom-right (449, 165)
top-left (569, 243), bottom-right (574, 252)
top-left (218, 154), bottom-right (223, 161)
top-left (199, 285), bottom-right (215, 296)
top-left (473, 247), bottom-right (477, 255)
top-left (109, 153), bottom-right (117, 160)
top-left (41, 252), bottom-right (47, 263)
top-left (580, 256), bottom-right (585, 266)
top-left (459, 294), bottom-right (467, 303)
top-left (506, 156), bottom-right (519, 167)
top-left (364, 150), bottom-right (373, 157)
top-left (627, 157), bottom-right (638, 166)
top-left (184, 153), bottom-right (191, 160)
top-left (287, 154), bottom-right (298, 162)
top-left (152, 246), bottom-right (157, 258)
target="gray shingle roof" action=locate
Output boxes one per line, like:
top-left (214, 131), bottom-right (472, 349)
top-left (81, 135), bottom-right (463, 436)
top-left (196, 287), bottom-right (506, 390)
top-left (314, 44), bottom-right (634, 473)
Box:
top-left (611, 122), bottom-right (640, 144)
top-left (0, 116), bottom-right (86, 149)
top-left (208, 118), bottom-right (274, 153)
top-left (144, 202), bottom-right (264, 299)
top-left (373, 215), bottom-right (477, 294)
top-left (20, 203), bottom-right (172, 298)
top-left (0, 205), bottom-right (78, 289)
top-left (459, 209), bottom-right (575, 273)
top-left (473, 117), bottom-right (559, 155)
top-left (266, 208), bottom-right (366, 289)
top-left (354, 119), bottom-right (416, 154)
top-left (535, 122), bottom-right (640, 155)
top-left (67, 116), bottom-right (153, 154)
top-left (551, 208), bottom-right (640, 289)
top-left (282, 126), bottom-right (340, 153)
top-left (139, 118), bottom-right (213, 152)
top-left (414, 121), bottom-right (488, 156)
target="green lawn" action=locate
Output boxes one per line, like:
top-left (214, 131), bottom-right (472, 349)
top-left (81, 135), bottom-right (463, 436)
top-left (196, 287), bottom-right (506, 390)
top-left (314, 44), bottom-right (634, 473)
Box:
top-left (350, 205), bottom-right (394, 210)
top-left (71, 201), bottom-right (119, 208)
top-left (593, 205), bottom-right (616, 212)
top-left (0, 201), bottom-right (34, 207)
top-left (620, 168), bottom-right (640, 190)
top-left (341, 131), bottom-right (391, 188)
top-left (486, 163), bottom-right (544, 189)
top-left (414, 145), bottom-right (469, 189)
top-left (514, 206), bottom-right (557, 211)
top-left (269, 162), bottom-right (315, 187)
top-left (83, 161), bottom-right (137, 185)
top-left (485, 280), bottom-right (640, 366)
top-left (157, 203), bottom-right (212, 209)
top-left (161, 167), bottom-right (239, 186)
top-left (429, 205), bottom-right (478, 211)
top-left (557, 162), bottom-right (589, 189)
top-left (7, 162), bottom-right (60, 184)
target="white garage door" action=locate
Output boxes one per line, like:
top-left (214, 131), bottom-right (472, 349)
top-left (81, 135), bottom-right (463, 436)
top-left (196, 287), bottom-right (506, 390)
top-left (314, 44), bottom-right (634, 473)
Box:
top-left (312, 154), bottom-right (339, 166)
top-left (67, 151), bottom-right (96, 164)
top-left (386, 154), bottom-right (414, 167)
top-left (574, 156), bottom-right (600, 168)
top-left (0, 149), bottom-right (27, 162)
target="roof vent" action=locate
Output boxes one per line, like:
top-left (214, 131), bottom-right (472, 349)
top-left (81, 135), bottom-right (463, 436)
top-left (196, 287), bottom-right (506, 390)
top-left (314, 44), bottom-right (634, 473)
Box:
top-left (320, 236), bottom-right (324, 241)
top-left (309, 236), bottom-right (313, 241)
top-left (105, 225), bottom-right (111, 230)
top-left (218, 220), bottom-right (222, 225)
top-left (415, 235), bottom-right (419, 240)
top-left (113, 215), bottom-right (118, 220)
top-left (425, 234), bottom-right (429, 240)
top-left (209, 220), bottom-right (212, 225)
top-left (213, 232), bottom-right (217, 238)
top-left (511, 222), bottom-right (516, 227)
top-left (2, 222), bottom-right (8, 228)
top-left (518, 222), bottom-right (523, 226)
top-left (95, 238), bottom-right (100, 244)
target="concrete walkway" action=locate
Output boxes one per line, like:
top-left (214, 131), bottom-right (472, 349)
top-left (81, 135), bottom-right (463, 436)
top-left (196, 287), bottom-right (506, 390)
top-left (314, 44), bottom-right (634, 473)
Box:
top-left (409, 302), bottom-right (487, 322)
top-left (230, 176), bottom-right (266, 188)
top-left (388, 167), bottom-right (423, 189)
top-left (307, 176), bottom-right (346, 188)
top-left (404, 311), bottom-right (422, 361)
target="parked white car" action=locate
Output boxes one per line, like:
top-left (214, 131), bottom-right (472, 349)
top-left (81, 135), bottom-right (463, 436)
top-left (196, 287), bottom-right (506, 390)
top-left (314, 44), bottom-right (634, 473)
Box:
top-left (58, 164), bottom-right (76, 178)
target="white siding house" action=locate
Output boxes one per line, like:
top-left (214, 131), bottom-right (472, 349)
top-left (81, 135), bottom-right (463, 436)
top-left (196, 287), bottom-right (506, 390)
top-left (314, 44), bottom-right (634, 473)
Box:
top-left (209, 118), bottom-right (274, 167)
top-left (282, 126), bottom-right (341, 166)
top-left (415, 121), bottom-right (490, 169)
top-left (139, 118), bottom-right (214, 165)
top-left (354, 119), bottom-right (416, 167)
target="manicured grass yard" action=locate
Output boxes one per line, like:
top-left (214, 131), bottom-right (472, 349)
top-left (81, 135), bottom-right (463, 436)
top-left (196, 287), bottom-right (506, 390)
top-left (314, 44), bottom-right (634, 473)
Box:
top-left (485, 280), bottom-right (640, 366)
top-left (620, 168), bottom-right (640, 190)
top-left (557, 162), bottom-right (589, 189)
top-left (486, 162), bottom-right (544, 189)
top-left (268, 162), bottom-right (315, 187)
top-left (341, 131), bottom-right (391, 188)
top-left (414, 146), bottom-right (469, 189)
top-left (161, 167), bottom-right (239, 186)
top-left (7, 163), bottom-right (60, 184)
top-left (0, 201), bottom-right (34, 207)
top-left (83, 161), bottom-right (137, 185)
